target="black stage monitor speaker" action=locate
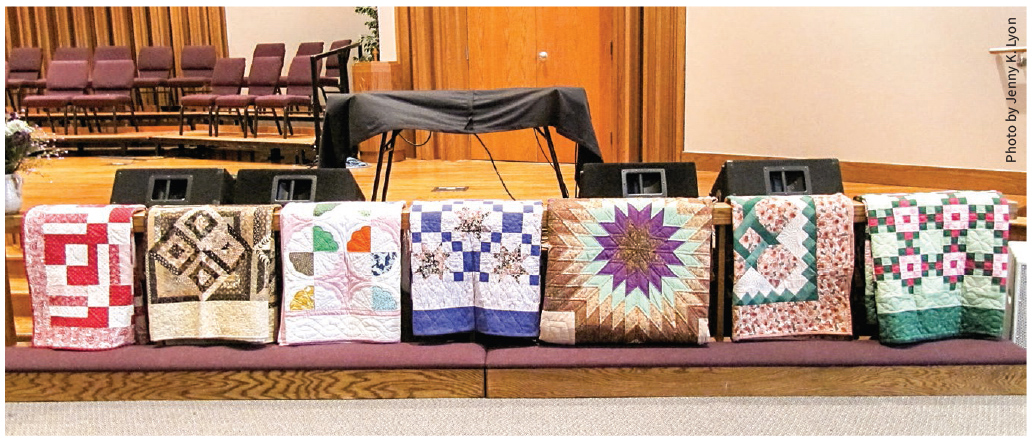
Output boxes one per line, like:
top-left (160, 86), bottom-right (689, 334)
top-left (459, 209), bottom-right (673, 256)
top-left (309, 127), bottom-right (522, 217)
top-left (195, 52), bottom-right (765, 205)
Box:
top-left (233, 168), bottom-right (366, 204)
top-left (110, 168), bottom-right (234, 206)
top-left (578, 162), bottom-right (699, 198)
top-left (709, 158), bottom-right (843, 201)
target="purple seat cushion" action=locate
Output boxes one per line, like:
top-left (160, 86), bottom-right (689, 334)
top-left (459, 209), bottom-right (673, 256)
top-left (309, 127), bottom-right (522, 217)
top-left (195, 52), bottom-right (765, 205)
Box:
top-left (166, 77), bottom-right (210, 88)
top-left (215, 95), bottom-right (256, 107)
top-left (21, 95), bottom-right (74, 108)
top-left (6, 342), bottom-right (487, 372)
top-left (179, 94), bottom-right (218, 107)
top-left (133, 77), bottom-right (165, 87)
top-left (254, 94), bottom-right (310, 108)
top-left (71, 94), bottom-right (132, 107)
top-left (319, 76), bottom-right (339, 87)
top-left (485, 339), bottom-right (1028, 368)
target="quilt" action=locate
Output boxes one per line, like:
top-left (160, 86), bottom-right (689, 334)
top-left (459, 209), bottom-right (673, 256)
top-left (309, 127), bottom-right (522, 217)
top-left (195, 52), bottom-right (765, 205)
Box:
top-left (23, 204), bottom-right (144, 350)
top-left (729, 194), bottom-right (854, 341)
top-left (277, 201), bottom-right (404, 345)
top-left (409, 200), bottom-right (543, 337)
top-left (539, 198), bottom-right (715, 345)
top-left (146, 205), bottom-right (279, 344)
top-left (858, 190), bottom-right (1010, 344)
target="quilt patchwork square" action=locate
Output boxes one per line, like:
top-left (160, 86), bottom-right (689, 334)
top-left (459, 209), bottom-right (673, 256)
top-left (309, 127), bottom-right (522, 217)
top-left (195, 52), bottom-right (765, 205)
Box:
top-left (858, 190), bottom-right (1010, 344)
top-left (540, 198), bottom-right (714, 345)
top-left (146, 205), bottom-right (279, 344)
top-left (409, 200), bottom-right (543, 337)
top-left (277, 201), bottom-right (404, 345)
top-left (23, 204), bottom-right (144, 350)
top-left (729, 194), bottom-right (854, 341)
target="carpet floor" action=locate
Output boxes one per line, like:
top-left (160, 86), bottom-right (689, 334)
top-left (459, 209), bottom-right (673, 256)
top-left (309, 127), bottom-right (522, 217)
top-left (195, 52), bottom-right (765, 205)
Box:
top-left (5, 396), bottom-right (1026, 435)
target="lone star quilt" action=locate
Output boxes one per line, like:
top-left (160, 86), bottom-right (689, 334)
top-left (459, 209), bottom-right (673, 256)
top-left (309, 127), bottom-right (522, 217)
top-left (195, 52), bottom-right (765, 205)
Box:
top-left (728, 194), bottom-right (854, 341)
top-left (539, 198), bottom-right (715, 345)
top-left (409, 200), bottom-right (543, 337)
top-left (858, 190), bottom-right (1010, 344)
top-left (146, 205), bottom-right (279, 344)
top-left (277, 201), bottom-right (404, 345)
top-left (23, 205), bottom-right (145, 350)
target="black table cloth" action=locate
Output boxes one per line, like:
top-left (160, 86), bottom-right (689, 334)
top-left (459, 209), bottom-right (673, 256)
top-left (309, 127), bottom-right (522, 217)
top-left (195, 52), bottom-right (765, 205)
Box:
top-left (318, 87), bottom-right (603, 187)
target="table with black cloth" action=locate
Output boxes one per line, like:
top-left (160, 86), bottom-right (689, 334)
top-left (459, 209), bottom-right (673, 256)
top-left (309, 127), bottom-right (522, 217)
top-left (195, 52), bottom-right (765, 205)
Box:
top-left (318, 87), bottom-right (603, 200)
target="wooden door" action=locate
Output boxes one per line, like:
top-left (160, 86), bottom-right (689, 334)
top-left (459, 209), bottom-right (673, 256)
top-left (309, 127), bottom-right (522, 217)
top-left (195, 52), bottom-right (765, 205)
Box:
top-left (466, 7), bottom-right (615, 164)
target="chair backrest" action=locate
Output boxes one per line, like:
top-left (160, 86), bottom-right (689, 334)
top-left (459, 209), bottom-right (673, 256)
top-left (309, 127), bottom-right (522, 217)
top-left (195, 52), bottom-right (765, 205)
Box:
top-left (324, 39), bottom-right (352, 76)
top-left (94, 46), bottom-right (132, 61)
top-left (295, 41), bottom-right (324, 57)
top-left (90, 59), bottom-right (136, 95)
top-left (43, 60), bottom-right (90, 94)
top-left (53, 47), bottom-right (92, 63)
top-left (284, 56), bottom-right (321, 95)
top-left (179, 45), bottom-right (217, 78)
top-left (209, 57), bottom-right (247, 95)
top-left (7, 47), bottom-right (42, 81)
top-left (253, 43), bottom-right (286, 60)
top-left (245, 56), bottom-right (284, 96)
top-left (137, 46), bottom-right (174, 79)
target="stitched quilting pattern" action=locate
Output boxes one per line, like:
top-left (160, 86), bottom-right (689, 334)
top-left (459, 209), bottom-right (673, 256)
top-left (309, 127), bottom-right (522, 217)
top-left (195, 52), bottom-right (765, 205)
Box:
top-left (858, 190), bottom-right (1009, 344)
top-left (729, 194), bottom-right (854, 341)
top-left (146, 205), bottom-right (279, 344)
top-left (23, 205), bottom-right (144, 350)
top-left (540, 198), bottom-right (714, 345)
top-left (277, 201), bottom-right (404, 345)
top-left (409, 200), bottom-right (543, 337)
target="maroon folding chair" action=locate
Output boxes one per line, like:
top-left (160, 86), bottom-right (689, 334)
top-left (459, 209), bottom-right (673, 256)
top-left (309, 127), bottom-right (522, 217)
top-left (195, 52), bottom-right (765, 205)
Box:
top-left (5, 48), bottom-right (43, 110)
top-left (166, 45), bottom-right (217, 101)
top-left (295, 41), bottom-right (325, 57)
top-left (319, 39), bottom-right (352, 92)
top-left (254, 56), bottom-right (321, 138)
top-left (20, 60), bottom-right (90, 133)
top-left (243, 43), bottom-right (286, 87)
top-left (177, 58), bottom-right (246, 135)
top-left (70, 59), bottom-right (138, 134)
top-left (214, 56), bottom-right (282, 137)
top-left (133, 46), bottom-right (174, 110)
top-left (94, 46), bottom-right (132, 61)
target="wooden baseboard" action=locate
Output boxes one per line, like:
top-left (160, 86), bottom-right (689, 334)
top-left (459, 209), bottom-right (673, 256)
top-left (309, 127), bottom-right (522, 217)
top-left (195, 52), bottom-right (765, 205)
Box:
top-left (5, 368), bottom-right (484, 402)
top-left (680, 152), bottom-right (1026, 196)
top-left (486, 365), bottom-right (1026, 398)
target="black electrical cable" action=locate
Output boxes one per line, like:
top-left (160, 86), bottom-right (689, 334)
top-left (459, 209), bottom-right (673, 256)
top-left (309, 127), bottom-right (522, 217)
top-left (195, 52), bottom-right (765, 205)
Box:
top-left (398, 130), bottom-right (434, 147)
top-left (472, 133), bottom-right (516, 200)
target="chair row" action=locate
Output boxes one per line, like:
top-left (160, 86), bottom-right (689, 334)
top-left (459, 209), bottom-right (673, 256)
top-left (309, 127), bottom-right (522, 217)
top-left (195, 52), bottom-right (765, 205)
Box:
top-left (6, 39), bottom-right (353, 115)
top-left (178, 54), bottom-right (322, 139)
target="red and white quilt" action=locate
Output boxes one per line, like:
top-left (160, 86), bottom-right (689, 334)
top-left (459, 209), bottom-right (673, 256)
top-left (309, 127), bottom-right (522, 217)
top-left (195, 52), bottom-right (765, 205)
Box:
top-left (23, 204), bottom-right (145, 350)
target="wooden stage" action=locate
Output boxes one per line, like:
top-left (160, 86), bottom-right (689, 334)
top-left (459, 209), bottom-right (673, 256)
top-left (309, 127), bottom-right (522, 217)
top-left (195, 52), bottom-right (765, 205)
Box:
top-left (4, 157), bottom-right (1027, 401)
top-left (41, 126), bottom-right (318, 163)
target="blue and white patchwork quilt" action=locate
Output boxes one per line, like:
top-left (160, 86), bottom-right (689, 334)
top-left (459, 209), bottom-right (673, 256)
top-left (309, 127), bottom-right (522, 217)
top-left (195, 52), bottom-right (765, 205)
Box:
top-left (409, 200), bottom-right (543, 337)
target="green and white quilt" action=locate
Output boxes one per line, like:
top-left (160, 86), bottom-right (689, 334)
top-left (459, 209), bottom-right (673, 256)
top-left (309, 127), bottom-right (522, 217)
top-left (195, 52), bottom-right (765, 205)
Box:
top-left (858, 190), bottom-right (1010, 344)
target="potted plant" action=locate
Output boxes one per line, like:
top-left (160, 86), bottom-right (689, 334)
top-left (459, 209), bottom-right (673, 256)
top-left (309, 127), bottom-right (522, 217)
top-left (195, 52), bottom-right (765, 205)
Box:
top-left (355, 6), bottom-right (380, 62)
top-left (5, 114), bottom-right (58, 214)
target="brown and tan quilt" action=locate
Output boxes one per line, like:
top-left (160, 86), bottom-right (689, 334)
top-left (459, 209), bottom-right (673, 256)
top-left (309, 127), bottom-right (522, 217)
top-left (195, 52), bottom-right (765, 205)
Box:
top-left (146, 205), bottom-right (279, 344)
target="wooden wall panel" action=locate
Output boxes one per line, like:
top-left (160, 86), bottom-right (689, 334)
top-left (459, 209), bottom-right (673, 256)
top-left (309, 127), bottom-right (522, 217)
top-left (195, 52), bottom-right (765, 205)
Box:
top-left (613, 7), bottom-right (642, 163)
top-left (5, 7), bottom-right (228, 77)
top-left (641, 7), bottom-right (686, 163)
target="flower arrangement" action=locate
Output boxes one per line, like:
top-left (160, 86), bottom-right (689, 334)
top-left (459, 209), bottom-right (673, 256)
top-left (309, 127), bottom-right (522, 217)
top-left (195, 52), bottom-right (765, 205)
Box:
top-left (5, 114), bottom-right (59, 175)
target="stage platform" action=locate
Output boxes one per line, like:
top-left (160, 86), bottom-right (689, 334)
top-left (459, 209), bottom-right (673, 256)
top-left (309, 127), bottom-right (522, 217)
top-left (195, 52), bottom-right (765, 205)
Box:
top-left (41, 127), bottom-right (318, 164)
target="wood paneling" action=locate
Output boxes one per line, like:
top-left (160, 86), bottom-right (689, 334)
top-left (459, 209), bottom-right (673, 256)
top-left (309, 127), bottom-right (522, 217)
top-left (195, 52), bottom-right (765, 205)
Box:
top-left (681, 151), bottom-right (1027, 205)
top-left (6, 369), bottom-right (484, 402)
top-left (641, 7), bottom-right (686, 163)
top-left (613, 7), bottom-right (642, 163)
top-left (486, 365), bottom-right (1026, 398)
top-left (5, 6), bottom-right (228, 77)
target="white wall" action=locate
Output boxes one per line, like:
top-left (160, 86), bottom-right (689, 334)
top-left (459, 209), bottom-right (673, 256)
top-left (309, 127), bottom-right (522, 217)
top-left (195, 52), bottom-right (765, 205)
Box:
top-left (224, 6), bottom-right (385, 74)
top-left (684, 7), bottom-right (1026, 172)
